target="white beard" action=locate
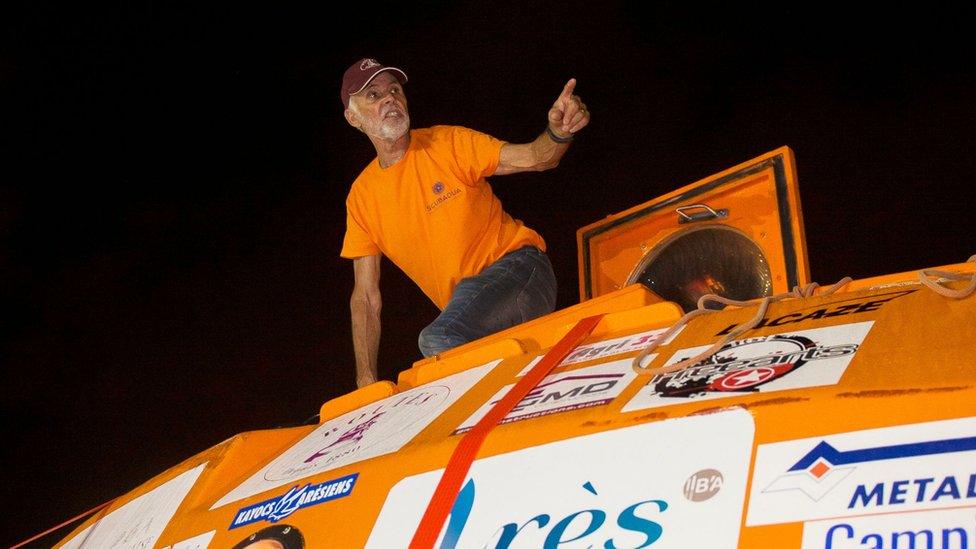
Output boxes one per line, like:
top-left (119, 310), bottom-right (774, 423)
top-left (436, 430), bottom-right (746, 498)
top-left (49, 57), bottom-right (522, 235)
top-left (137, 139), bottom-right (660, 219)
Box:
top-left (374, 113), bottom-right (410, 140)
top-left (354, 106), bottom-right (410, 141)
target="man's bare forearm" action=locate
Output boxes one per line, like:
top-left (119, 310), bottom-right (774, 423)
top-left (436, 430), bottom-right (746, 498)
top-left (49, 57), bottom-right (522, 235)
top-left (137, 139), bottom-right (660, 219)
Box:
top-left (351, 292), bottom-right (381, 387)
top-left (494, 78), bottom-right (589, 176)
top-left (495, 131), bottom-right (569, 175)
top-left (349, 254), bottom-right (382, 388)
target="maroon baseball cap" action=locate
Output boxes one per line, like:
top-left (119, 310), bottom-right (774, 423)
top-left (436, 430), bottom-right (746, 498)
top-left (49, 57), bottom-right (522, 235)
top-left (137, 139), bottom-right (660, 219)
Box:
top-left (341, 58), bottom-right (408, 108)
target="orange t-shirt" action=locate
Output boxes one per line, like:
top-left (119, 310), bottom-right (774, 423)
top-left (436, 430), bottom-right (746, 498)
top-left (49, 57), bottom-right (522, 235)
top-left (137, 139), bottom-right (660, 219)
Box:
top-left (341, 126), bottom-right (546, 310)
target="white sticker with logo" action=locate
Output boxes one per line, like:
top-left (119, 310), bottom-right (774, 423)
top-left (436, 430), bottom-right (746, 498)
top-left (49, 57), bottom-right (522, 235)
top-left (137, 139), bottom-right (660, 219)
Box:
top-left (747, 416), bottom-right (976, 526)
top-left (367, 409), bottom-right (754, 548)
top-left (212, 362), bottom-right (496, 509)
top-left (61, 462), bottom-right (207, 549)
top-left (622, 322), bottom-right (873, 413)
top-left (516, 326), bottom-right (683, 376)
top-left (456, 359), bottom-right (638, 434)
top-left (801, 507), bottom-right (976, 549)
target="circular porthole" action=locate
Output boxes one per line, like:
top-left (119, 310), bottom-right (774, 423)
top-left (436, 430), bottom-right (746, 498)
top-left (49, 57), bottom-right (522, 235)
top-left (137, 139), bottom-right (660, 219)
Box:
top-left (628, 225), bottom-right (773, 312)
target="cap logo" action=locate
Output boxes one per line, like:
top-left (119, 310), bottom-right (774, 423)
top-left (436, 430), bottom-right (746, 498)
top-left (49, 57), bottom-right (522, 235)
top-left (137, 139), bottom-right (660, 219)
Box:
top-left (360, 59), bottom-right (380, 71)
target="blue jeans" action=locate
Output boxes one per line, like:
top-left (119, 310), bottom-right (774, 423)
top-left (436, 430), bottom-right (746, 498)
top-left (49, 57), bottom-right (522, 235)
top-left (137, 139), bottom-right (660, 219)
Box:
top-left (418, 246), bottom-right (557, 357)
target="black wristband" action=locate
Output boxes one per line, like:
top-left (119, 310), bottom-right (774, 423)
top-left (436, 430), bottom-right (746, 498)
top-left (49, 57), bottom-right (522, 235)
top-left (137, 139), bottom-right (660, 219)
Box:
top-left (545, 125), bottom-right (574, 143)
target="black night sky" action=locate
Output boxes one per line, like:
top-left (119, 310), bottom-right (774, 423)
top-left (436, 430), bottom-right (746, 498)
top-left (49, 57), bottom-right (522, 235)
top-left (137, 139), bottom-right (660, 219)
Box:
top-left (2, 2), bottom-right (974, 546)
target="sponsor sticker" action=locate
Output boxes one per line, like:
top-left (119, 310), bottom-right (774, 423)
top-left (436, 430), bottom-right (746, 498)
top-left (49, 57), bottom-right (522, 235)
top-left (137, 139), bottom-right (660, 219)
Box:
top-left (747, 417), bottom-right (976, 526)
top-left (212, 362), bottom-right (495, 509)
top-left (622, 322), bottom-right (873, 413)
top-left (801, 507), bottom-right (976, 549)
top-left (516, 326), bottom-right (682, 376)
top-left (367, 409), bottom-right (755, 548)
top-left (684, 469), bottom-right (724, 502)
top-left (61, 462), bottom-right (208, 549)
top-left (230, 474), bottom-right (358, 529)
top-left (456, 359), bottom-right (639, 434)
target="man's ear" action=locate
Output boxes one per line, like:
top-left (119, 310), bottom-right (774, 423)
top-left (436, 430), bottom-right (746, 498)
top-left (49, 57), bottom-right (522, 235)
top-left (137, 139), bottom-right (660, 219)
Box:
top-left (344, 106), bottom-right (361, 130)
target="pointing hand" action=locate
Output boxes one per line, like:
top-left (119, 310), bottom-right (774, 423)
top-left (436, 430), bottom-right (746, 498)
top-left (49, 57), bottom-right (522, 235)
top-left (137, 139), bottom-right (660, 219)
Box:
top-left (548, 78), bottom-right (590, 139)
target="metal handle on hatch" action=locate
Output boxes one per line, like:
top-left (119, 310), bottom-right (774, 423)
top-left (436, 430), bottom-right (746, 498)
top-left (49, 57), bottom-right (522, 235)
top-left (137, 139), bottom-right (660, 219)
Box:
top-left (676, 203), bottom-right (728, 224)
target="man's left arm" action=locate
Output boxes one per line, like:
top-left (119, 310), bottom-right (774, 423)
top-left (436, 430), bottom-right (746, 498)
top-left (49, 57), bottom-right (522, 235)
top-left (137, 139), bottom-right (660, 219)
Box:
top-left (494, 78), bottom-right (590, 176)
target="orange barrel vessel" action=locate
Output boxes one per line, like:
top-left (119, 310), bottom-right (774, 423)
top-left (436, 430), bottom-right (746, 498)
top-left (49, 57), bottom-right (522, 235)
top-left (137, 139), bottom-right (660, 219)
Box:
top-left (57, 148), bottom-right (976, 549)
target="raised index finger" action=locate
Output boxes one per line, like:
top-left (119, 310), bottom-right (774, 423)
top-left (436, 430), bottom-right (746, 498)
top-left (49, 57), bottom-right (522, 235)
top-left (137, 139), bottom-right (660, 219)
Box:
top-left (558, 78), bottom-right (577, 101)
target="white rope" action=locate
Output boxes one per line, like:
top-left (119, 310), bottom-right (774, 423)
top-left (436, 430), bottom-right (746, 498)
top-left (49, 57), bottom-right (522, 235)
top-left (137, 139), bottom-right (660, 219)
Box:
top-left (917, 254), bottom-right (976, 299)
top-left (632, 277), bottom-right (853, 376)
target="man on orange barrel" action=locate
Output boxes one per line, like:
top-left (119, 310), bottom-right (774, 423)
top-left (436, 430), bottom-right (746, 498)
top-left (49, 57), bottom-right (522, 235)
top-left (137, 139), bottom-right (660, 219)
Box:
top-left (340, 58), bottom-right (590, 388)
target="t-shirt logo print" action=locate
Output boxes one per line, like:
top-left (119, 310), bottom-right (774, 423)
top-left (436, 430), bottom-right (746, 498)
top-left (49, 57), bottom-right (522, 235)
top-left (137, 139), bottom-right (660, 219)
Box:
top-left (425, 182), bottom-right (461, 214)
